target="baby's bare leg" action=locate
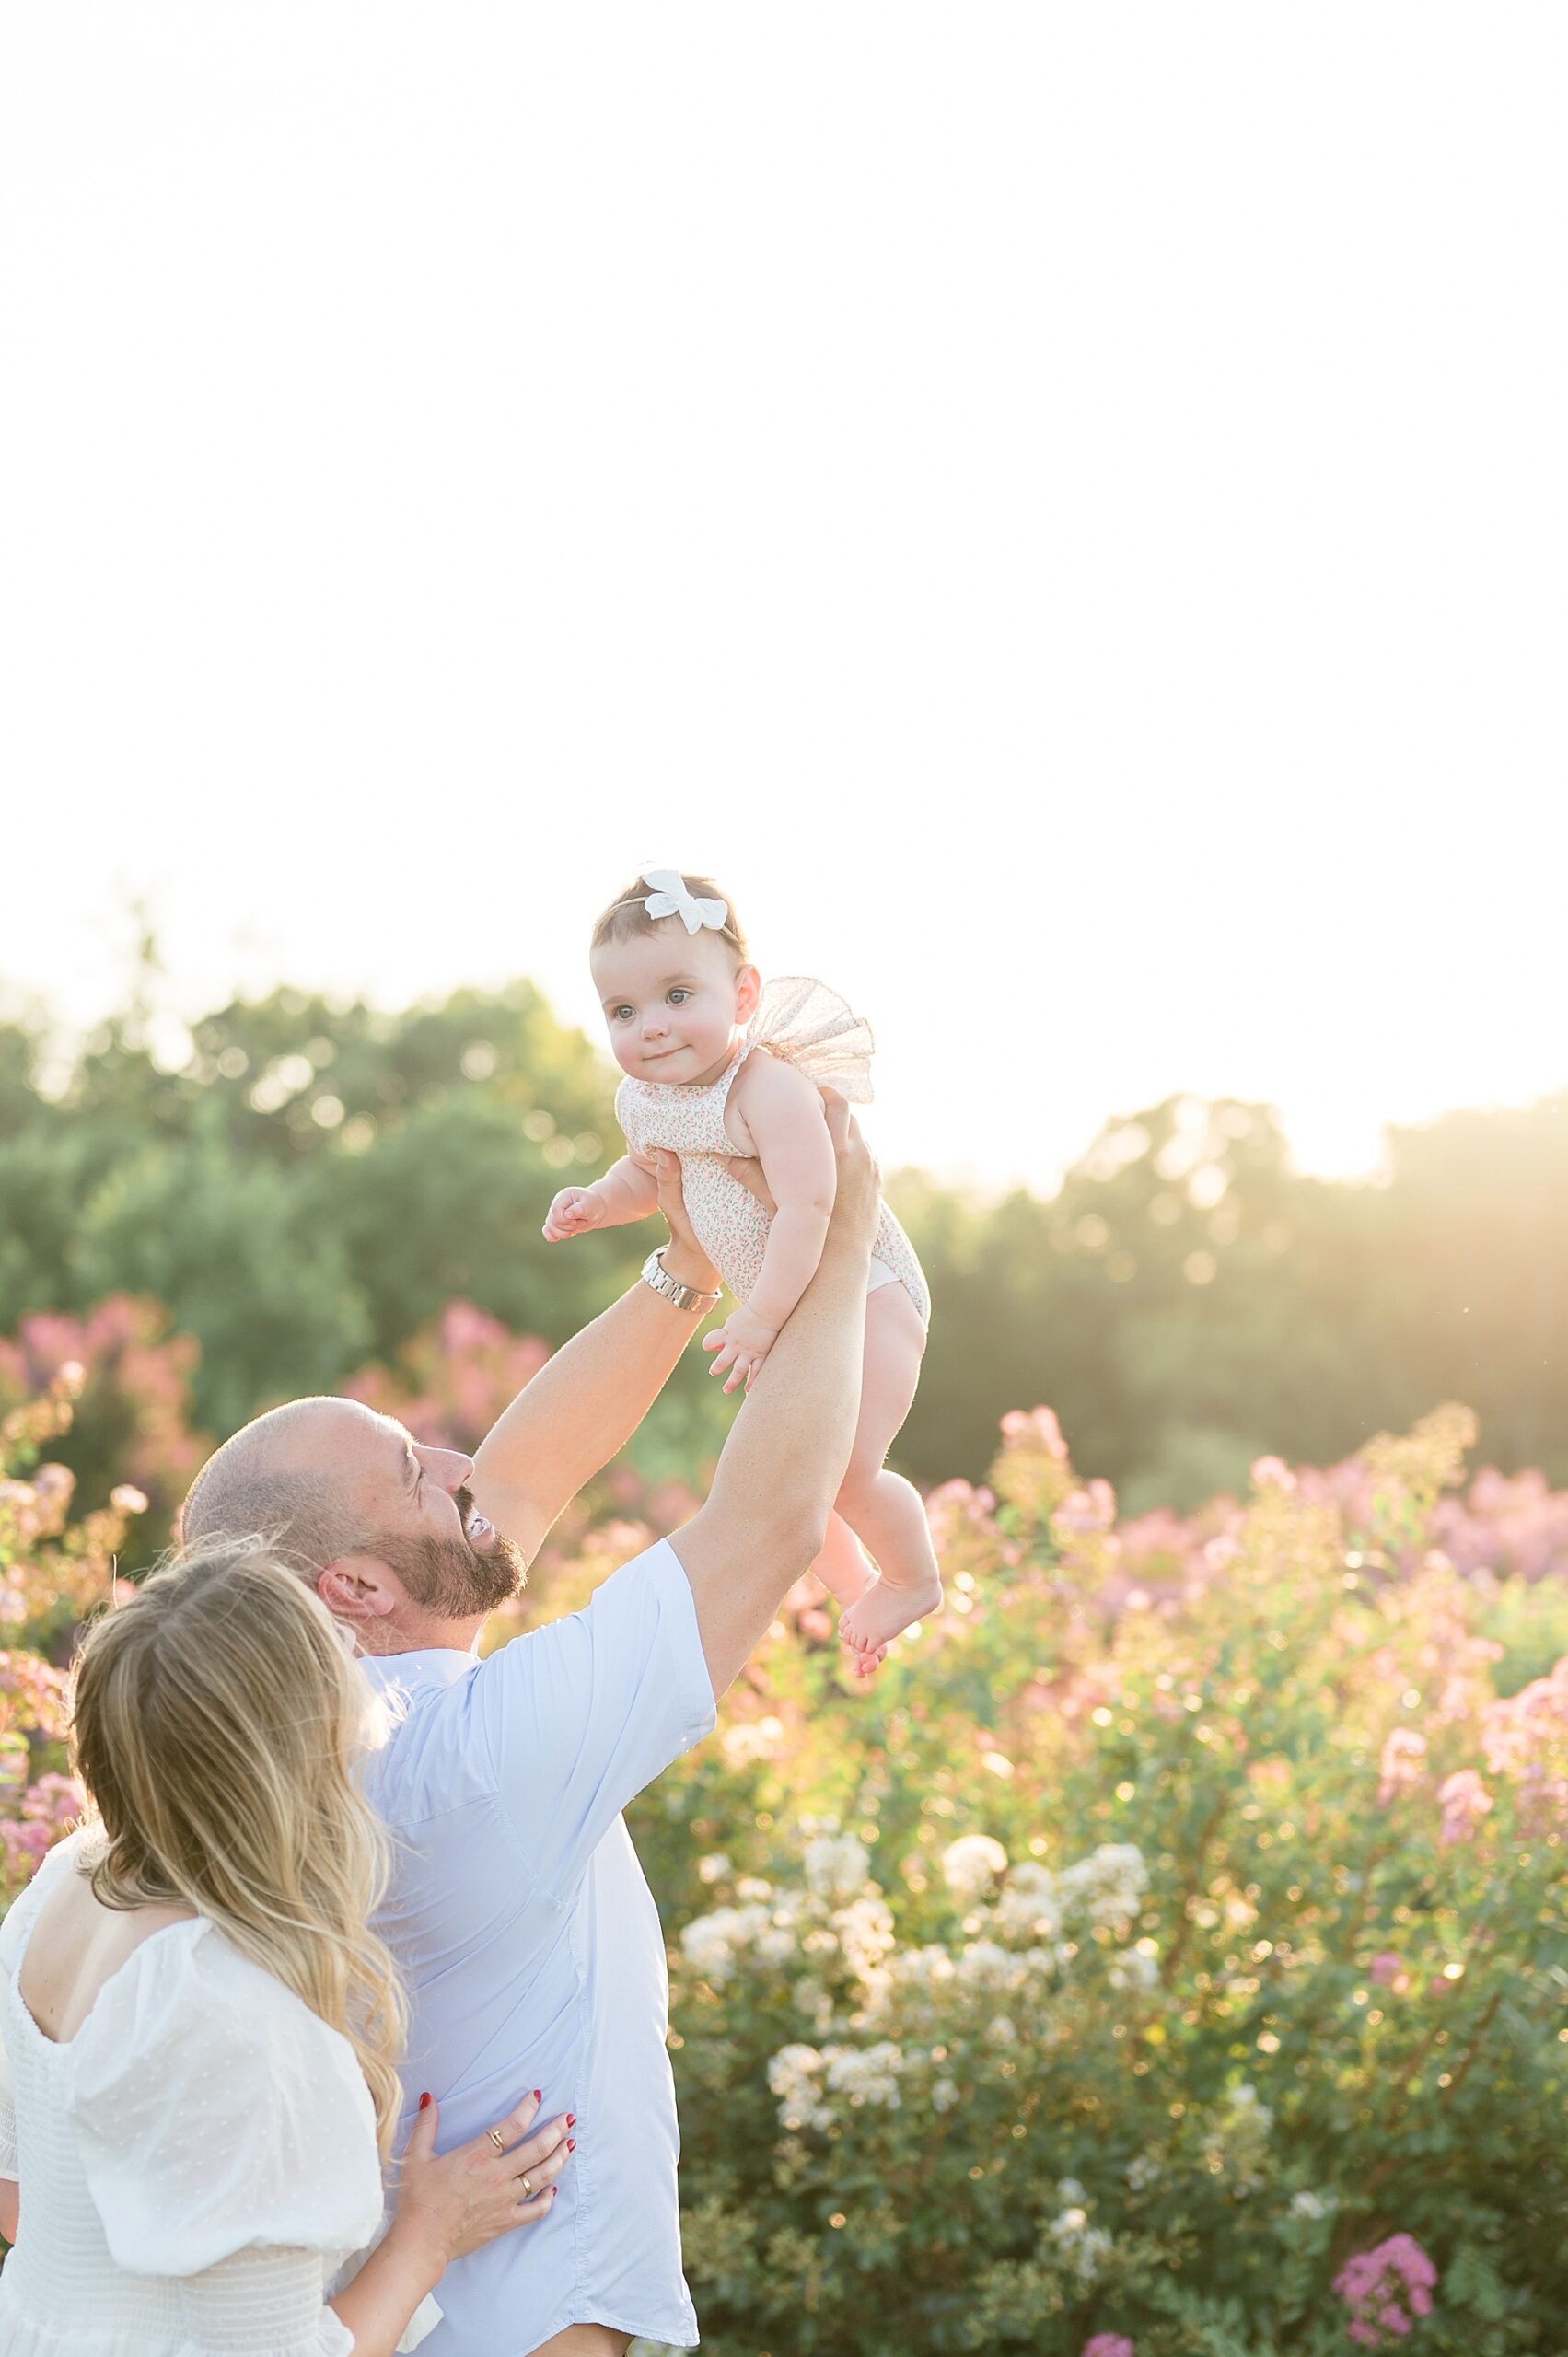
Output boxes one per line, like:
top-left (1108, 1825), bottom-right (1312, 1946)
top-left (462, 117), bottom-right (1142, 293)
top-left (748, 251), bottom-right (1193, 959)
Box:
top-left (834, 1286), bottom-right (943, 1660)
top-left (807, 1511), bottom-right (878, 1609)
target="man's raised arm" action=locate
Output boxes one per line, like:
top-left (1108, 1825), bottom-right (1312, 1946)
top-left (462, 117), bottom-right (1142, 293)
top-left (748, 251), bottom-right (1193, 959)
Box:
top-left (669, 1099), bottom-right (879, 1696)
top-left (470, 1155), bottom-right (721, 1566)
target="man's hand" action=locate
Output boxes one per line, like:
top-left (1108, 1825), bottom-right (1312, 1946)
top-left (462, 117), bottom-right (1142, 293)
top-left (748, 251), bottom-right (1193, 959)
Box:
top-left (723, 1086), bottom-right (875, 1227)
top-left (820, 1090), bottom-right (880, 1247)
top-left (653, 1149), bottom-right (723, 1295)
top-left (702, 1305), bottom-right (777, 1395)
top-left (543, 1186), bottom-right (607, 1243)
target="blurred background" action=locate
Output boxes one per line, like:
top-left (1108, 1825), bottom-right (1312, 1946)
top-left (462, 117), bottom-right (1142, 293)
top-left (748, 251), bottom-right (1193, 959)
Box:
top-left (2, 3), bottom-right (1565, 1549)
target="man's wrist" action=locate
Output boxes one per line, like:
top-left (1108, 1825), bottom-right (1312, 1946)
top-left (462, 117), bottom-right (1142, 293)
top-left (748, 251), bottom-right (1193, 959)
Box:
top-left (659, 1238), bottom-right (722, 1294)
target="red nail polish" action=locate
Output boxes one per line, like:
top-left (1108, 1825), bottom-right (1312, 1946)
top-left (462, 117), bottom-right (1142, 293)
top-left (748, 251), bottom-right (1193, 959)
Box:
top-left (568, 2137), bottom-right (575, 2151)
top-left (566, 2113), bottom-right (576, 2127)
top-left (533, 2090), bottom-right (541, 2103)
top-left (418, 2093), bottom-right (431, 2110)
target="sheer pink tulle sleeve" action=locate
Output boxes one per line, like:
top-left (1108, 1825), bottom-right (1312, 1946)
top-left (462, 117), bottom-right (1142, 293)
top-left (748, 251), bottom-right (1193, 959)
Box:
top-left (747, 977), bottom-right (876, 1104)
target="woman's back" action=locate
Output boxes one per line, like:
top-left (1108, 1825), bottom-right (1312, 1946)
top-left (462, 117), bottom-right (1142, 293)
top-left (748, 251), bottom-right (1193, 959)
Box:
top-left (0, 1831), bottom-right (387, 2357)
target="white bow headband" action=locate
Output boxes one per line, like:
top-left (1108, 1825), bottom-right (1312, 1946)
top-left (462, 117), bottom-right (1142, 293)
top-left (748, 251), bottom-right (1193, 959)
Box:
top-left (639, 867), bottom-right (730, 936)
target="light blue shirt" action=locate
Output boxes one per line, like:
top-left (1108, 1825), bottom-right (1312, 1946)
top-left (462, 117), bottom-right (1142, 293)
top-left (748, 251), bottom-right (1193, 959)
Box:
top-left (358, 1538), bottom-right (716, 2356)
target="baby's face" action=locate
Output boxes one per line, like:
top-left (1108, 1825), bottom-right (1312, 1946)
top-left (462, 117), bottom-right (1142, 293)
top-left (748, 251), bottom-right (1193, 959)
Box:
top-left (592, 924), bottom-right (757, 1086)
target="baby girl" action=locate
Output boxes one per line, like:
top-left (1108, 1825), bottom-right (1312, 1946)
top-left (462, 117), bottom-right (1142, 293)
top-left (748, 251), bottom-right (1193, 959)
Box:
top-left (543, 866), bottom-right (942, 1666)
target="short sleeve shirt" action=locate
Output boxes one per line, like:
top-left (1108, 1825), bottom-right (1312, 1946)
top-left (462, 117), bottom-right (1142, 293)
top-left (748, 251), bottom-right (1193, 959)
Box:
top-left (357, 1538), bottom-right (715, 2356)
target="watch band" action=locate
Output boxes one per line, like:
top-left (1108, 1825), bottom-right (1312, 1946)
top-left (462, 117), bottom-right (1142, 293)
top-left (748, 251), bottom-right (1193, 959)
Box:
top-left (640, 1248), bottom-right (722, 1317)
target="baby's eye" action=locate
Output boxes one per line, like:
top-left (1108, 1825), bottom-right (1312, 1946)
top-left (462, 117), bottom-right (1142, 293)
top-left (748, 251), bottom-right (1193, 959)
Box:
top-left (612, 1005), bottom-right (635, 1024)
top-left (667, 988), bottom-right (691, 1005)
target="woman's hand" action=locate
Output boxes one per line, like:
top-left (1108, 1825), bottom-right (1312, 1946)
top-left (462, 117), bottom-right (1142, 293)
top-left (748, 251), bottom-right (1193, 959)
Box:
top-left (393, 2091), bottom-right (575, 2268)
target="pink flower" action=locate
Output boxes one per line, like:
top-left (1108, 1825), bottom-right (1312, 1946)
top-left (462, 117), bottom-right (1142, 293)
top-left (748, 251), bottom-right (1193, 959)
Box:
top-left (1250, 1455), bottom-right (1296, 1492)
top-left (1083, 2338), bottom-right (1135, 2357)
top-left (20, 1773), bottom-right (85, 1834)
top-left (1369, 1953), bottom-right (1406, 1987)
top-left (1334, 2235), bottom-right (1438, 2350)
top-left (1001, 1406), bottom-right (1067, 1457)
top-left (1436, 1769), bottom-right (1493, 1846)
top-left (1377, 1728), bottom-right (1428, 1806)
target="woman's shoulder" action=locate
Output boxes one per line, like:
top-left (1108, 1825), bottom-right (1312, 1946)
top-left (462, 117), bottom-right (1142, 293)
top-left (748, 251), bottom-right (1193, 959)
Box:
top-left (72, 1917), bottom-right (384, 2275)
top-left (75, 1910), bottom-right (367, 2098)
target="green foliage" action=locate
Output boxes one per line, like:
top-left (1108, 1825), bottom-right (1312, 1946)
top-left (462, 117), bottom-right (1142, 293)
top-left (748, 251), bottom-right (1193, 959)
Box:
top-left (7, 970), bottom-right (1568, 1501)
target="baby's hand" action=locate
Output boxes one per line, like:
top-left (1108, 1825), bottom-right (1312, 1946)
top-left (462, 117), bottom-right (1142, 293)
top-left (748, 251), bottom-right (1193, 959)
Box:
top-left (702, 1306), bottom-right (778, 1396)
top-left (543, 1186), bottom-right (607, 1243)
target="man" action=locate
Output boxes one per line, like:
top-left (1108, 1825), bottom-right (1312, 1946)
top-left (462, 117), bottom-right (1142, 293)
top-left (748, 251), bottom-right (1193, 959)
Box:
top-left (181, 1102), bottom-right (880, 2357)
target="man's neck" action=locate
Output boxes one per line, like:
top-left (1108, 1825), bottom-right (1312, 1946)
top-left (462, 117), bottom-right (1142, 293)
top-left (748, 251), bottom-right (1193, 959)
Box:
top-left (358, 1612), bottom-right (485, 1658)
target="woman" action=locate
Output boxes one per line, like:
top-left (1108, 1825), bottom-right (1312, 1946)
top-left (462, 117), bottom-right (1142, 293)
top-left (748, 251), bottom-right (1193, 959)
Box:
top-left (0, 1535), bottom-right (574, 2354)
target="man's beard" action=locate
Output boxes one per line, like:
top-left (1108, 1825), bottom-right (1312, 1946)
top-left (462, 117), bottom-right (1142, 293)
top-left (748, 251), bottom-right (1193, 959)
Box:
top-left (371, 1486), bottom-right (527, 1621)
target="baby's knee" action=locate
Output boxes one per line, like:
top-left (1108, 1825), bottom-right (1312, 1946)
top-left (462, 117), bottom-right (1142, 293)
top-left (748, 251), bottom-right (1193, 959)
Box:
top-left (837, 1458), bottom-right (889, 1515)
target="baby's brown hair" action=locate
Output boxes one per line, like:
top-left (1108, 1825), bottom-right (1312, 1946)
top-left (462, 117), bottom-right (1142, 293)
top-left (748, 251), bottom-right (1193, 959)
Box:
top-left (591, 872), bottom-right (750, 964)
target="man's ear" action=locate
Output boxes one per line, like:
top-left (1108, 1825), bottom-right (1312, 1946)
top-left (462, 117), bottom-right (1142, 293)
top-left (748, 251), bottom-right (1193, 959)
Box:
top-left (318, 1554), bottom-right (401, 1624)
top-left (734, 963), bottom-right (762, 1024)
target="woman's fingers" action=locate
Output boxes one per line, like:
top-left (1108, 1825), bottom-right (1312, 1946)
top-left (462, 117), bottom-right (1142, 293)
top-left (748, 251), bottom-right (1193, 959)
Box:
top-left (469, 2089), bottom-right (540, 2165)
top-left (404, 2095), bottom-right (438, 2159)
top-left (506, 2109), bottom-right (573, 2171)
top-left (508, 2123), bottom-right (573, 2193)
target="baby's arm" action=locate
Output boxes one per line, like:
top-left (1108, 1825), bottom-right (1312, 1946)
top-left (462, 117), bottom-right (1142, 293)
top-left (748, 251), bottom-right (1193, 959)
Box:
top-left (544, 1153), bottom-right (660, 1242)
top-left (703, 1057), bottom-right (836, 1390)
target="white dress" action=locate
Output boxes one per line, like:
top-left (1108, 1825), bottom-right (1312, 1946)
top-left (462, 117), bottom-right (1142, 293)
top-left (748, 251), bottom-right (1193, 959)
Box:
top-left (0, 1831), bottom-right (437, 2356)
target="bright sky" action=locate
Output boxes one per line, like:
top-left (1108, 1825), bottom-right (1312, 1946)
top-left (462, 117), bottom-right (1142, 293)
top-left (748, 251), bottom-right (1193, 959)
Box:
top-left (3, 6), bottom-right (1564, 1194)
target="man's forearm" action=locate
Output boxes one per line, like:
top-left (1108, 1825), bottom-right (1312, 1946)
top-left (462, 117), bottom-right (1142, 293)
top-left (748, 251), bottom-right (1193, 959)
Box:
top-left (677, 1186), bottom-right (873, 1694)
top-left (710, 1220), bottom-right (867, 1536)
top-left (470, 1238), bottom-right (717, 1562)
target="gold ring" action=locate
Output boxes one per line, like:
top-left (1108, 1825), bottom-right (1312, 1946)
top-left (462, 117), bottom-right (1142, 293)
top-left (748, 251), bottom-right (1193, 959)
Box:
top-left (488, 2130), bottom-right (505, 2154)
top-left (520, 2172), bottom-right (534, 2197)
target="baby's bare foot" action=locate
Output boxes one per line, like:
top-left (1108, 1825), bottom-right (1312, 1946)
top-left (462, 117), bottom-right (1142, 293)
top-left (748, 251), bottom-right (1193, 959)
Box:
top-left (839, 1570), bottom-right (944, 1664)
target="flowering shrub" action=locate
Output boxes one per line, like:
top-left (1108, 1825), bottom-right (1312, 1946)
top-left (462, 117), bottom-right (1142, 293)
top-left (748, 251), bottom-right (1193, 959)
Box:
top-left (4, 1336), bottom-right (1568, 2348)
top-left (0, 1369), bottom-right (102, 1906)
top-left (613, 1403), bottom-right (1568, 2356)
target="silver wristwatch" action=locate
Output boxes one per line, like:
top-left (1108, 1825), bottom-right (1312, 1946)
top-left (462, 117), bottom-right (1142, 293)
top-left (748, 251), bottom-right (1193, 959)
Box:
top-left (640, 1248), bottom-right (722, 1316)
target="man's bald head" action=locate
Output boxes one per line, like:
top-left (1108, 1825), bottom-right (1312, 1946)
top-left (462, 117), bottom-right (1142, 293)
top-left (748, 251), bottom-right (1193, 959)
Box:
top-left (181, 1398), bottom-right (384, 1574)
top-left (182, 1397), bottom-right (526, 1624)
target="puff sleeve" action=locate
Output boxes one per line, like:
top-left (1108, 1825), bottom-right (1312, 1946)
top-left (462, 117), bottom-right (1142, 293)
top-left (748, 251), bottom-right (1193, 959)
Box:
top-left (71, 1918), bottom-right (385, 2279)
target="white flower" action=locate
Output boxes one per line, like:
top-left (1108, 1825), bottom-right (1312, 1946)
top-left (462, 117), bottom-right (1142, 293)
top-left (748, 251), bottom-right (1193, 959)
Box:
top-left (823, 2040), bottom-right (905, 2109)
top-left (955, 1939), bottom-right (1026, 1993)
top-left (985, 2014), bottom-right (1017, 2047)
top-left (1125, 2154), bottom-right (1161, 2191)
top-left (1109, 1946), bottom-right (1159, 1991)
top-left (994, 1860), bottom-right (1063, 1941)
top-left (941, 1833), bottom-right (1009, 1903)
top-left (720, 1715), bottom-right (785, 1770)
top-left (1290, 2189), bottom-right (1337, 2220)
top-left (1223, 2082), bottom-right (1274, 2133)
top-left (1056, 2177), bottom-right (1086, 2204)
top-left (767, 2043), bottom-right (833, 2132)
top-left (737, 1875), bottom-right (773, 1901)
top-left (1059, 1842), bottom-right (1148, 1933)
top-left (753, 1920), bottom-right (798, 1967)
top-left (678, 1901), bottom-right (773, 1985)
top-left (932, 2076), bottom-right (960, 2112)
top-left (1049, 2203), bottom-right (1113, 2284)
top-left (696, 1852), bottom-right (730, 1886)
top-left (804, 1833), bottom-right (871, 1902)
top-left (831, 1893), bottom-right (897, 1982)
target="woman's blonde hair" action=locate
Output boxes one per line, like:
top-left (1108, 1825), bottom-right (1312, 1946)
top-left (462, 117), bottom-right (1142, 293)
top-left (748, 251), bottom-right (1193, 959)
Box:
top-left (70, 1535), bottom-right (407, 2158)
